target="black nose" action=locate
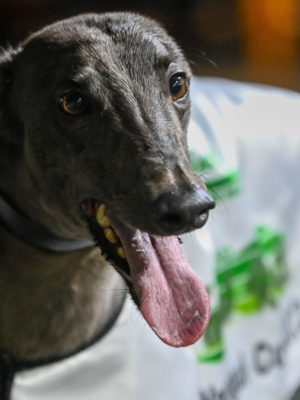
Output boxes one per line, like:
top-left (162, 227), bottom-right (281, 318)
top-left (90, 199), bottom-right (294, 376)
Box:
top-left (154, 184), bottom-right (215, 235)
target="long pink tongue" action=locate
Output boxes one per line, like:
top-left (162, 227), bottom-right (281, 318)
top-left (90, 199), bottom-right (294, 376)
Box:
top-left (109, 216), bottom-right (210, 347)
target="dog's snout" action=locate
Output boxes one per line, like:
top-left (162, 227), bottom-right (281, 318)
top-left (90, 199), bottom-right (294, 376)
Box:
top-left (154, 185), bottom-right (215, 235)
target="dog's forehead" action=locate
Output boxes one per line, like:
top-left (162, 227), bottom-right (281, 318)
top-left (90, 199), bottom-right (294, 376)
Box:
top-left (73, 28), bottom-right (171, 72)
top-left (23, 14), bottom-right (182, 76)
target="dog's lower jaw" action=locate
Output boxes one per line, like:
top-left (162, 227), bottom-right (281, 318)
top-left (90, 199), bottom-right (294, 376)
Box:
top-left (0, 227), bottom-right (126, 362)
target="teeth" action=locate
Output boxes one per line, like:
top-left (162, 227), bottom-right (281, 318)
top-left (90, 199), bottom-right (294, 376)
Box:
top-left (96, 204), bottom-right (111, 227)
top-left (95, 203), bottom-right (128, 264)
top-left (117, 246), bottom-right (126, 259)
top-left (104, 228), bottom-right (118, 244)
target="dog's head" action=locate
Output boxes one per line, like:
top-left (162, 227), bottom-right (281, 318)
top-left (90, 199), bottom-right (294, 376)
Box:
top-left (0, 13), bottom-right (215, 347)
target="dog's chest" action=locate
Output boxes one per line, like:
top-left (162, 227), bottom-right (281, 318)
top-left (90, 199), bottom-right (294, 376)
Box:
top-left (0, 231), bottom-right (124, 361)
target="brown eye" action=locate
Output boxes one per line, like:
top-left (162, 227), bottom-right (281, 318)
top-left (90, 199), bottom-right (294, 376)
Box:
top-left (60, 91), bottom-right (87, 115)
top-left (169, 74), bottom-right (188, 101)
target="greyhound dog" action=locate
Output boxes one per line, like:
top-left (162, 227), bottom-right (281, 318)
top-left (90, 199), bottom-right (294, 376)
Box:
top-left (0, 12), bottom-right (215, 398)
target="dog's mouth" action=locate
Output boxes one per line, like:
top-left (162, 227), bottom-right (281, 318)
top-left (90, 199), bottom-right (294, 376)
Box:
top-left (82, 198), bottom-right (210, 348)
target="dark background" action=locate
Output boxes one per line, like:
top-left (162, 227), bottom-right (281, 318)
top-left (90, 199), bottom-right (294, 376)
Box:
top-left (0, 0), bottom-right (299, 90)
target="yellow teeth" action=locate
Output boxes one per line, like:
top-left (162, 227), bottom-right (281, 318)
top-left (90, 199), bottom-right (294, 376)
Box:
top-left (96, 204), bottom-right (111, 228)
top-left (117, 246), bottom-right (126, 259)
top-left (104, 228), bottom-right (118, 244)
top-left (96, 203), bottom-right (127, 261)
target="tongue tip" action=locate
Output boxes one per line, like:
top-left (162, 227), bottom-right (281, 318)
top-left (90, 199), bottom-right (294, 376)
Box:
top-left (152, 324), bottom-right (209, 348)
top-left (147, 303), bottom-right (211, 348)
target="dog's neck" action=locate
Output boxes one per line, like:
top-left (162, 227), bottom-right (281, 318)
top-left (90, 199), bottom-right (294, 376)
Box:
top-left (0, 192), bottom-right (94, 252)
top-left (0, 129), bottom-right (90, 240)
top-left (0, 132), bottom-right (93, 252)
top-left (0, 131), bottom-right (47, 226)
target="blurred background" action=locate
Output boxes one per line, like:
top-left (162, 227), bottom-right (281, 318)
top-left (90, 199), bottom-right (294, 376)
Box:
top-left (0, 0), bottom-right (300, 91)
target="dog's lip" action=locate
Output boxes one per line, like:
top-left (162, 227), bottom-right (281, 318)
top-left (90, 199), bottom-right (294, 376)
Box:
top-left (81, 198), bottom-right (133, 284)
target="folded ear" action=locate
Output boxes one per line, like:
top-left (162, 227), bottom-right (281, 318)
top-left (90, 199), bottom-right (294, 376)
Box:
top-left (0, 46), bottom-right (23, 141)
top-left (0, 46), bottom-right (21, 104)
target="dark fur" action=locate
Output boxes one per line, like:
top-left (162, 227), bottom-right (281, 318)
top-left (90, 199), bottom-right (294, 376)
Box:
top-left (0, 12), bottom-right (210, 374)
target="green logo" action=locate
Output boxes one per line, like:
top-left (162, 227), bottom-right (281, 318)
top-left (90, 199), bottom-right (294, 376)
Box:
top-left (197, 226), bottom-right (289, 363)
top-left (189, 150), bottom-right (241, 201)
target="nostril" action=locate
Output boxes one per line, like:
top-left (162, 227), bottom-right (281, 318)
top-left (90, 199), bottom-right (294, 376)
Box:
top-left (158, 212), bottom-right (185, 231)
top-left (199, 206), bottom-right (209, 215)
top-left (198, 209), bottom-right (208, 218)
top-left (196, 208), bottom-right (209, 225)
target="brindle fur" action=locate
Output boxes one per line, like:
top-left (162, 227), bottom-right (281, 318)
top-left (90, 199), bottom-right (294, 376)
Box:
top-left (0, 13), bottom-right (208, 365)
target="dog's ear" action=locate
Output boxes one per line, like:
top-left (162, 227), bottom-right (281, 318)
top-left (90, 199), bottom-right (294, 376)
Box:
top-left (0, 46), bottom-right (23, 141)
top-left (0, 46), bottom-right (21, 103)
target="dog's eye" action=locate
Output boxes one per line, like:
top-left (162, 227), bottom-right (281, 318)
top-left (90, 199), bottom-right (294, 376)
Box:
top-left (60, 91), bottom-right (87, 115)
top-left (169, 74), bottom-right (188, 101)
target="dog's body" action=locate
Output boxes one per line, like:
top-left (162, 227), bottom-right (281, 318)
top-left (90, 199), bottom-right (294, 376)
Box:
top-left (0, 13), bottom-right (214, 397)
